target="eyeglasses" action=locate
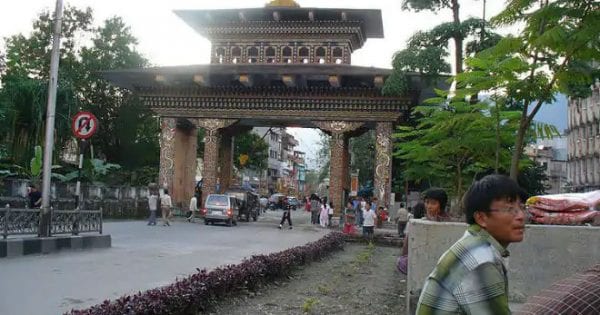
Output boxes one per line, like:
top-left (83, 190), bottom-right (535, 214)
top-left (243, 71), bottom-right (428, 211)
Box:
top-left (489, 204), bottom-right (526, 215)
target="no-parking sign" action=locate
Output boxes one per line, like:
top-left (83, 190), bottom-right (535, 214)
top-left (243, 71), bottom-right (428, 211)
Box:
top-left (72, 111), bottom-right (98, 139)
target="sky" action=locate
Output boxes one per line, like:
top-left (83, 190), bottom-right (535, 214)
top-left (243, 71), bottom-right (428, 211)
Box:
top-left (0, 0), bottom-right (511, 169)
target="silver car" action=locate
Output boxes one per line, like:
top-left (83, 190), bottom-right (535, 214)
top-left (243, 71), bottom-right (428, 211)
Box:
top-left (201, 194), bottom-right (239, 226)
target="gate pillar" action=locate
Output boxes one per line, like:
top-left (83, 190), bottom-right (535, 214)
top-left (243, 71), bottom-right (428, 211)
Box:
top-left (197, 119), bottom-right (237, 205)
top-left (374, 122), bottom-right (393, 208)
top-left (219, 134), bottom-right (234, 192)
top-left (314, 121), bottom-right (363, 216)
top-left (159, 117), bottom-right (176, 194)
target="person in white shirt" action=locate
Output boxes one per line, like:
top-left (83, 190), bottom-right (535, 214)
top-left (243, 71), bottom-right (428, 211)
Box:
top-left (187, 194), bottom-right (198, 222)
top-left (362, 202), bottom-right (377, 241)
top-left (161, 189), bottom-right (173, 226)
top-left (147, 191), bottom-right (158, 226)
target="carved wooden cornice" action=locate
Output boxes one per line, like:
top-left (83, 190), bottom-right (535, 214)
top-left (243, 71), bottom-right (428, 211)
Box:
top-left (153, 108), bottom-right (403, 122)
top-left (141, 95), bottom-right (409, 117)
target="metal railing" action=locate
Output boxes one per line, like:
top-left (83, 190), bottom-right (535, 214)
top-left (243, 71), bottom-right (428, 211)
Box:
top-left (1, 208), bottom-right (102, 239)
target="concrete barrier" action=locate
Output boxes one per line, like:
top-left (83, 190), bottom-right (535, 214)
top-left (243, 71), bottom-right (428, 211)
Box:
top-left (406, 219), bottom-right (600, 314)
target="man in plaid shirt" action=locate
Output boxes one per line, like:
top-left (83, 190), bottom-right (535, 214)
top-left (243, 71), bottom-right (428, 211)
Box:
top-left (417, 175), bottom-right (527, 315)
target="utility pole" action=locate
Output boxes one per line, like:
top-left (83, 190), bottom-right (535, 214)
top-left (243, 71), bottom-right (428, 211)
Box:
top-left (39, 0), bottom-right (64, 237)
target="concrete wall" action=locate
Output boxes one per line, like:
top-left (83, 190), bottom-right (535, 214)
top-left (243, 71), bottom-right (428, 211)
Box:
top-left (406, 219), bottom-right (600, 314)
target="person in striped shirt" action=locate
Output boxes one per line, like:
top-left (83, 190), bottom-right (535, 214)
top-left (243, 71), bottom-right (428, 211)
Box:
top-left (416, 175), bottom-right (527, 315)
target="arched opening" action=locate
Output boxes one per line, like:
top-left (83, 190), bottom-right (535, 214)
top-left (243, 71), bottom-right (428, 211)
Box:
top-left (315, 47), bottom-right (326, 64)
top-left (299, 47), bottom-right (309, 57)
top-left (282, 46), bottom-right (293, 64)
top-left (247, 47), bottom-right (259, 63)
top-left (232, 46), bottom-right (242, 57)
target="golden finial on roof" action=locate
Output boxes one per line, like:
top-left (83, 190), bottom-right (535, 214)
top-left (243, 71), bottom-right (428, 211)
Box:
top-left (265, 0), bottom-right (300, 7)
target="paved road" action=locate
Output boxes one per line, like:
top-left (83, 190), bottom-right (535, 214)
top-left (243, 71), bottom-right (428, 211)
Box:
top-left (0, 209), bottom-right (326, 315)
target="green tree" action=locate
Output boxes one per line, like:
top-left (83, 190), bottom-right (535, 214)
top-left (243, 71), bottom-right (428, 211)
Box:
top-left (455, 0), bottom-right (600, 179)
top-left (402, 0), bottom-right (493, 74)
top-left (350, 130), bottom-right (376, 185)
top-left (233, 131), bottom-right (269, 171)
top-left (0, 7), bottom-right (91, 166)
top-left (0, 7), bottom-right (158, 175)
top-left (394, 96), bottom-right (522, 198)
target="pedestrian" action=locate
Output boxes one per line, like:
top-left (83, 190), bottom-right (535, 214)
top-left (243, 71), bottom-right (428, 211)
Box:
top-left (320, 201), bottom-right (329, 228)
top-left (397, 188), bottom-right (449, 275)
top-left (27, 184), bottom-right (42, 209)
top-left (147, 189), bottom-right (158, 226)
top-left (396, 202), bottom-right (425, 274)
top-left (362, 202), bottom-right (377, 241)
top-left (396, 202), bottom-right (409, 237)
top-left (278, 203), bottom-right (293, 229)
top-left (416, 175), bottom-right (526, 314)
top-left (342, 201), bottom-right (356, 234)
top-left (327, 201), bottom-right (334, 227)
top-left (304, 196), bottom-right (311, 212)
top-left (310, 194), bottom-right (320, 224)
top-left (187, 193), bottom-right (198, 222)
top-left (161, 189), bottom-right (173, 226)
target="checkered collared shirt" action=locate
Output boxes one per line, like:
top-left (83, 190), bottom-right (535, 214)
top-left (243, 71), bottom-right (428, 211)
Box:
top-left (416, 224), bottom-right (511, 315)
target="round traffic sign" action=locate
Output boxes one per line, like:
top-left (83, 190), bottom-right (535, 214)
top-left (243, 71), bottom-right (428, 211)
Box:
top-left (72, 111), bottom-right (98, 139)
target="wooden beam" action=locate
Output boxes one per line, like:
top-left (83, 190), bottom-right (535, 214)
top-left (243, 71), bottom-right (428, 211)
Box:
top-left (282, 75), bottom-right (296, 87)
top-left (328, 75), bottom-right (340, 88)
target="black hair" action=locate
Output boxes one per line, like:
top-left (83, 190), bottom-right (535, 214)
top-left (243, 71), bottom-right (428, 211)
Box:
top-left (412, 202), bottom-right (426, 219)
top-left (28, 184), bottom-right (36, 189)
top-left (463, 174), bottom-right (527, 224)
top-left (423, 188), bottom-right (448, 211)
top-left (164, 189), bottom-right (169, 194)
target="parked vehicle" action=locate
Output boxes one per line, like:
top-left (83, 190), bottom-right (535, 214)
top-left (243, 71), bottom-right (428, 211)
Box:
top-left (224, 187), bottom-right (259, 222)
top-left (269, 193), bottom-right (286, 210)
top-left (287, 197), bottom-right (299, 210)
top-left (200, 194), bottom-right (240, 226)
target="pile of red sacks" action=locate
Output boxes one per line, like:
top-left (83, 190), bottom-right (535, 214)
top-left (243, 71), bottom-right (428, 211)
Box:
top-left (526, 190), bottom-right (600, 225)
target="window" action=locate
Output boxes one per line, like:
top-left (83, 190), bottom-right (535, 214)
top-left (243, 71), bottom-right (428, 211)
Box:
top-left (332, 47), bottom-right (343, 57)
top-left (247, 47), bottom-right (258, 63)
top-left (232, 47), bottom-right (242, 57)
top-left (299, 47), bottom-right (309, 57)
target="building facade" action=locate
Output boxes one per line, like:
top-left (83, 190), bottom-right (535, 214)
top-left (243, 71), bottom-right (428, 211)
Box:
top-left (567, 79), bottom-right (600, 192)
top-left (525, 137), bottom-right (568, 194)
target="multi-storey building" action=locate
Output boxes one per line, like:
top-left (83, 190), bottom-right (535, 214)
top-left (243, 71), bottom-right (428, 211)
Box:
top-left (525, 138), bottom-right (568, 194)
top-left (567, 79), bottom-right (600, 192)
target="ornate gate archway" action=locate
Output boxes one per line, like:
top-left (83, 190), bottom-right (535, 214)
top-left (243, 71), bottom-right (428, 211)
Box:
top-left (103, 3), bottom-right (425, 214)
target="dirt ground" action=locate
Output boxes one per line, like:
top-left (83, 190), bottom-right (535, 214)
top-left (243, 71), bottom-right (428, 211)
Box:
top-left (211, 243), bottom-right (406, 315)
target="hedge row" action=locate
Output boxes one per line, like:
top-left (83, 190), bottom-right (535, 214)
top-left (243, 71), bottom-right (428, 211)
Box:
top-left (68, 232), bottom-right (346, 315)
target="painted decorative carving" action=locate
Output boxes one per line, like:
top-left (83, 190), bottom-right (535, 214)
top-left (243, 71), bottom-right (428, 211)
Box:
top-left (159, 118), bottom-right (176, 189)
top-left (374, 122), bottom-right (393, 204)
top-left (196, 118), bottom-right (237, 143)
top-left (313, 120), bottom-right (363, 148)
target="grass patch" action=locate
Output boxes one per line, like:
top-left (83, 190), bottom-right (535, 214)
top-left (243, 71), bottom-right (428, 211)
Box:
top-left (302, 297), bottom-right (320, 313)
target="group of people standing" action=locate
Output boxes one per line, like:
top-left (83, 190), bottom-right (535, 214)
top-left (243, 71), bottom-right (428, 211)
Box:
top-left (307, 194), bottom-right (334, 228)
top-left (147, 189), bottom-right (173, 226)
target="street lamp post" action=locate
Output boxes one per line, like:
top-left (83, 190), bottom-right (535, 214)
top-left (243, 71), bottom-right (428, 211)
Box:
top-left (39, 0), bottom-right (64, 237)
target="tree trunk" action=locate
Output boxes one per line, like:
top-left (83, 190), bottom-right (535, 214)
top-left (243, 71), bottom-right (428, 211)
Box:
top-left (495, 103), bottom-right (500, 173)
top-left (451, 0), bottom-right (463, 74)
top-left (510, 115), bottom-right (529, 180)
